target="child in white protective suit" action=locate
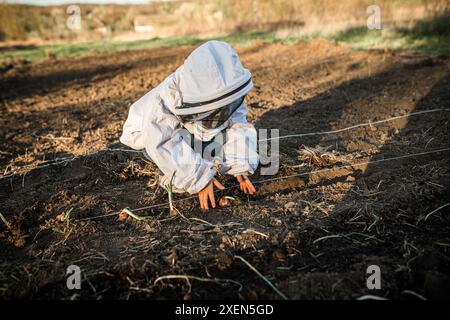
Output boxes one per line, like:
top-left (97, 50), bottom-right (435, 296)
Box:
top-left (120, 41), bottom-right (259, 210)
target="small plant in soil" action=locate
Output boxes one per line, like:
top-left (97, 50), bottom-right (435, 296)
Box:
top-left (164, 171), bottom-right (179, 217)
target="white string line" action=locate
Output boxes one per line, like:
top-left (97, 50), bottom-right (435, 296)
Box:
top-left (1, 107), bottom-right (449, 180)
top-left (76, 147), bottom-right (450, 222)
top-left (259, 108), bottom-right (450, 142)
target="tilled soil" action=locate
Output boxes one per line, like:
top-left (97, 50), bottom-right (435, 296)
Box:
top-left (1, 40), bottom-right (449, 299)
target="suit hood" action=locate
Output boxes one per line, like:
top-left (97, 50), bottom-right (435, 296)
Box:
top-left (174, 40), bottom-right (253, 116)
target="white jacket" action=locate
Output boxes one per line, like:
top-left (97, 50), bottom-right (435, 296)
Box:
top-left (120, 41), bottom-right (259, 194)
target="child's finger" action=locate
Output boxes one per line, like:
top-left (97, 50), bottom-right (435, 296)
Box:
top-left (203, 194), bottom-right (209, 210)
top-left (236, 175), bottom-right (244, 183)
top-left (199, 193), bottom-right (205, 210)
top-left (213, 179), bottom-right (225, 190)
top-left (200, 190), bottom-right (208, 210)
top-left (208, 190), bottom-right (216, 208)
top-left (247, 181), bottom-right (256, 194)
top-left (206, 188), bottom-right (211, 210)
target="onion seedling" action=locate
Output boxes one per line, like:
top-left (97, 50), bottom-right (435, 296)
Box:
top-left (164, 171), bottom-right (178, 216)
top-left (0, 212), bottom-right (11, 230)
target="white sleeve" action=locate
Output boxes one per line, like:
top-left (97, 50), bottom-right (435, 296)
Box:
top-left (142, 98), bottom-right (216, 194)
top-left (222, 103), bottom-right (259, 176)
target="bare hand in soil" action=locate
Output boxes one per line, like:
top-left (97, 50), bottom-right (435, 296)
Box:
top-left (218, 196), bottom-right (236, 207)
top-left (219, 197), bottom-right (230, 207)
top-left (198, 179), bottom-right (225, 211)
top-left (236, 175), bottom-right (256, 195)
top-left (118, 210), bottom-right (127, 221)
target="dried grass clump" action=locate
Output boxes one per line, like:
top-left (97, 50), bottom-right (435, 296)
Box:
top-left (297, 145), bottom-right (354, 167)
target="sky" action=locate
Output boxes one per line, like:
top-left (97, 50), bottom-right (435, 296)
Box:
top-left (4, 0), bottom-right (155, 5)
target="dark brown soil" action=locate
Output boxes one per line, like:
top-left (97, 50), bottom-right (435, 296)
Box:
top-left (1, 40), bottom-right (449, 300)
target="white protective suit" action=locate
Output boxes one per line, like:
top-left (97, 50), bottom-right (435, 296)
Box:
top-left (120, 41), bottom-right (259, 194)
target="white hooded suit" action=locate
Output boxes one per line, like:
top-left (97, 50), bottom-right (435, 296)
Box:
top-left (120, 41), bottom-right (259, 194)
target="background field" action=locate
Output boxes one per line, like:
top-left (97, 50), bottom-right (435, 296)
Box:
top-left (1, 0), bottom-right (450, 62)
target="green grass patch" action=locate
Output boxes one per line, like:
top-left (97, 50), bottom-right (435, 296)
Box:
top-left (327, 27), bottom-right (450, 55)
top-left (326, 14), bottom-right (450, 54)
top-left (0, 32), bottom-right (278, 62)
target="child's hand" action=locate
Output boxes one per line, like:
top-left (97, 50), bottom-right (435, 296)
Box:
top-left (236, 175), bottom-right (256, 195)
top-left (198, 179), bottom-right (225, 211)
